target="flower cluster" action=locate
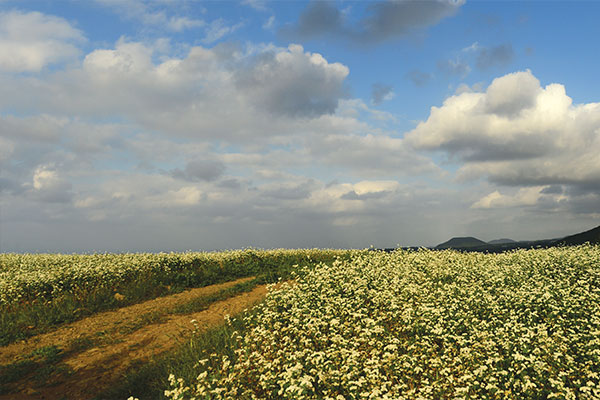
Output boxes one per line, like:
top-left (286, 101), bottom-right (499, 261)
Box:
top-left (165, 245), bottom-right (600, 399)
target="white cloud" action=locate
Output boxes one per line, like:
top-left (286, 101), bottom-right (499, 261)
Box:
top-left (406, 70), bottom-right (600, 195)
top-left (9, 39), bottom-right (356, 145)
top-left (263, 15), bottom-right (276, 30)
top-left (30, 165), bottom-right (73, 203)
top-left (303, 180), bottom-right (403, 216)
top-left (33, 167), bottom-right (58, 190)
top-left (0, 10), bottom-right (84, 72)
top-left (462, 41), bottom-right (480, 52)
top-left (484, 69), bottom-right (541, 117)
top-left (167, 16), bottom-right (204, 32)
top-left (353, 180), bottom-right (400, 195)
top-left (1, 41), bottom-right (351, 141)
top-left (83, 39), bottom-right (153, 73)
top-left (471, 187), bottom-right (546, 209)
top-left (167, 186), bottom-right (202, 206)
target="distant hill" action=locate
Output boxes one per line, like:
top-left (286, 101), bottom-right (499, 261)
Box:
top-left (389, 225), bottom-right (600, 253)
top-left (429, 225), bottom-right (600, 253)
top-left (487, 238), bottom-right (516, 245)
top-left (555, 225), bottom-right (600, 245)
top-left (435, 237), bottom-right (488, 249)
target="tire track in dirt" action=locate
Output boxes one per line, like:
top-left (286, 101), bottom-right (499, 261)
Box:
top-left (0, 277), bottom-right (269, 400)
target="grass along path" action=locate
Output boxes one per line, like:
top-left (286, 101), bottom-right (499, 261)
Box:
top-left (1, 249), bottom-right (351, 347)
top-left (0, 276), bottom-right (266, 399)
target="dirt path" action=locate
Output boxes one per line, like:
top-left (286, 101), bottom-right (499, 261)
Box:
top-left (0, 277), bottom-right (269, 400)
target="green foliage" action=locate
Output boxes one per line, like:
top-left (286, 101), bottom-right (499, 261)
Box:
top-left (0, 345), bottom-right (68, 393)
top-left (96, 311), bottom-right (250, 400)
top-left (171, 278), bottom-right (260, 315)
top-left (0, 249), bottom-right (350, 346)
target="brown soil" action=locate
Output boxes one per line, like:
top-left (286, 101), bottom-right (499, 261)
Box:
top-left (0, 277), bottom-right (269, 400)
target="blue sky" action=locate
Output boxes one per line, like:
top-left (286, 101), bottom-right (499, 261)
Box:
top-left (1, 0), bottom-right (599, 252)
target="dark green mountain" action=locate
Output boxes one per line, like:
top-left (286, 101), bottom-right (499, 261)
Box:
top-left (390, 225), bottom-right (600, 253)
top-left (555, 225), bottom-right (600, 245)
top-left (435, 237), bottom-right (488, 249)
top-left (430, 225), bottom-right (600, 253)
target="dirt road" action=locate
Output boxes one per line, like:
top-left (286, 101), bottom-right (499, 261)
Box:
top-left (0, 277), bottom-right (269, 399)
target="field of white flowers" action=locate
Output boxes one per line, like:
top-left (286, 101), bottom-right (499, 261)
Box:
top-left (0, 249), bottom-right (348, 307)
top-left (165, 245), bottom-right (600, 399)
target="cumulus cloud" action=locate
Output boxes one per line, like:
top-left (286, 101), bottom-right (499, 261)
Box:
top-left (29, 166), bottom-right (73, 203)
top-left (303, 180), bottom-right (402, 218)
top-left (0, 41), bottom-right (351, 139)
top-left (483, 69), bottom-right (541, 117)
top-left (282, 0), bottom-right (464, 45)
top-left (166, 186), bottom-right (203, 206)
top-left (0, 10), bottom-right (84, 72)
top-left (340, 180), bottom-right (400, 200)
top-left (406, 69), bottom-right (600, 209)
top-left (471, 187), bottom-right (546, 209)
top-left (235, 44), bottom-right (349, 118)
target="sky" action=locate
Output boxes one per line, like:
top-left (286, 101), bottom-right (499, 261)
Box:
top-left (1, 0), bottom-right (599, 253)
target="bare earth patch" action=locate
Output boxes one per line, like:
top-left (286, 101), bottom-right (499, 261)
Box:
top-left (0, 277), bottom-right (268, 399)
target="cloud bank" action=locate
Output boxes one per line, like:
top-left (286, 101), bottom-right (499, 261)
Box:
top-left (406, 69), bottom-right (600, 211)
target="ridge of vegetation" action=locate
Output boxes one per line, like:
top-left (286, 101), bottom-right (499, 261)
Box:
top-left (0, 249), bottom-right (353, 346)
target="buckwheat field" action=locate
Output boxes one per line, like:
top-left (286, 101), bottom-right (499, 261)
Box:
top-left (165, 245), bottom-right (600, 399)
